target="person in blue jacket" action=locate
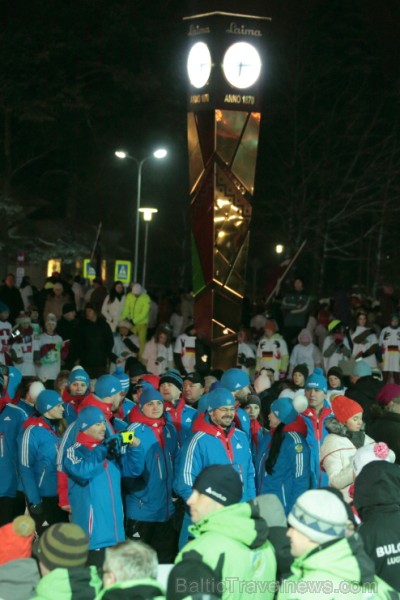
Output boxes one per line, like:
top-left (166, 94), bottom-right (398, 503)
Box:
top-left (220, 367), bottom-right (251, 440)
top-left (159, 369), bottom-right (196, 446)
top-left (0, 371), bottom-right (27, 525)
top-left (62, 406), bottom-right (141, 567)
top-left (124, 385), bottom-right (178, 563)
top-left (174, 386), bottom-right (256, 548)
top-left (255, 396), bottom-right (311, 515)
top-left (18, 389), bottom-right (68, 534)
top-left (302, 368), bottom-right (333, 488)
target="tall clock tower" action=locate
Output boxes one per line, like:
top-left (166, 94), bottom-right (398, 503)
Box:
top-left (184, 3), bottom-right (270, 369)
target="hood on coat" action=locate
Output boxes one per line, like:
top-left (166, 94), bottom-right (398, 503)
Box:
top-left (324, 417), bottom-right (348, 436)
top-left (354, 461), bottom-right (400, 511)
top-left (291, 534), bottom-right (375, 586)
top-left (189, 500), bottom-right (269, 550)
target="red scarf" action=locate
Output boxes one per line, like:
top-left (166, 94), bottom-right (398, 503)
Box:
top-left (78, 394), bottom-right (113, 421)
top-left (0, 394), bottom-right (10, 413)
top-left (76, 431), bottom-right (103, 449)
top-left (22, 415), bottom-right (57, 435)
top-left (128, 403), bottom-right (141, 423)
top-left (131, 411), bottom-right (166, 449)
top-left (192, 412), bottom-right (235, 461)
top-left (164, 396), bottom-right (185, 434)
top-left (250, 419), bottom-right (262, 450)
top-left (62, 388), bottom-right (85, 408)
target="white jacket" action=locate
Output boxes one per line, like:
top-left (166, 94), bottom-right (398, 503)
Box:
top-left (320, 423), bottom-right (374, 503)
top-left (101, 295), bottom-right (126, 332)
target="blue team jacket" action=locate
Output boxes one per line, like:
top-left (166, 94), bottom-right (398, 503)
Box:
top-left (256, 428), bottom-right (311, 515)
top-left (124, 416), bottom-right (178, 522)
top-left (301, 402), bottom-right (333, 488)
top-left (63, 438), bottom-right (131, 550)
top-left (18, 417), bottom-right (62, 505)
top-left (0, 404), bottom-right (27, 497)
top-left (174, 412), bottom-right (256, 502)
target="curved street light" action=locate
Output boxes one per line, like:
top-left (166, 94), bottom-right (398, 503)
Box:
top-left (115, 148), bottom-right (167, 282)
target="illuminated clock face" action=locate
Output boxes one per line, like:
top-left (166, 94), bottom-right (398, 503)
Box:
top-left (187, 42), bottom-right (212, 89)
top-left (222, 42), bottom-right (262, 89)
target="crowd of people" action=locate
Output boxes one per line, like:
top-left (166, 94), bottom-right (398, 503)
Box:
top-left (1, 272), bottom-right (400, 599)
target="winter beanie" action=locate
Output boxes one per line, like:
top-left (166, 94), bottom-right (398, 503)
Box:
top-left (159, 369), bottom-right (183, 391)
top-left (353, 442), bottom-right (396, 477)
top-left (0, 516), bottom-right (35, 565)
top-left (67, 368), bottom-right (90, 387)
top-left (62, 303), bottom-right (76, 315)
top-left (184, 372), bottom-right (205, 387)
top-left (139, 386), bottom-right (164, 408)
top-left (327, 366), bottom-right (344, 385)
top-left (193, 465), bottom-right (242, 507)
top-left (207, 388), bottom-right (235, 412)
top-left (36, 390), bottom-right (63, 415)
top-left (242, 393), bottom-right (261, 409)
top-left (113, 366), bottom-right (130, 392)
top-left (79, 406), bottom-right (106, 431)
top-left (132, 283), bottom-right (143, 295)
top-left (264, 320), bottom-right (277, 333)
top-left (220, 368), bottom-right (250, 392)
top-left (293, 364), bottom-right (309, 380)
top-left (305, 368), bottom-right (327, 393)
top-left (288, 490), bottom-right (349, 544)
top-left (95, 375), bottom-right (122, 399)
top-left (376, 383), bottom-right (400, 406)
top-left (352, 359), bottom-right (372, 378)
top-left (271, 397), bottom-right (298, 425)
top-left (298, 329), bottom-right (312, 344)
top-left (331, 395), bottom-right (363, 424)
top-left (36, 523), bottom-right (89, 570)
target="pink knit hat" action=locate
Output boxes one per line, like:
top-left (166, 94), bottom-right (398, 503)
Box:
top-left (376, 383), bottom-right (400, 407)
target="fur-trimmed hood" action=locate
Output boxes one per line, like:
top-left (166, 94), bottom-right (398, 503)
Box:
top-left (325, 416), bottom-right (348, 436)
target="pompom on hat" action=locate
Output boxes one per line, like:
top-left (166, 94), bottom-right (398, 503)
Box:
top-left (0, 515), bottom-right (35, 565)
top-left (113, 365), bottom-right (130, 392)
top-left (28, 381), bottom-right (45, 403)
top-left (353, 442), bottom-right (396, 477)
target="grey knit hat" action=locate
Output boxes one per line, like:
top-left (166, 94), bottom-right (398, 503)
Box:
top-left (288, 490), bottom-right (349, 544)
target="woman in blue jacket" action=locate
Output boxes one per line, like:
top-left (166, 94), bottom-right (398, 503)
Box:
top-left (18, 389), bottom-right (68, 533)
top-left (124, 385), bottom-right (178, 563)
top-left (256, 396), bottom-right (311, 515)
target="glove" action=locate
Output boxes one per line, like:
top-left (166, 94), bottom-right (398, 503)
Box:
top-left (104, 434), bottom-right (123, 460)
top-left (30, 502), bottom-right (44, 516)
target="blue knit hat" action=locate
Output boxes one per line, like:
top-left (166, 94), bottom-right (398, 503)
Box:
top-left (94, 375), bottom-right (122, 399)
top-left (36, 390), bottom-right (63, 415)
top-left (220, 368), bottom-right (250, 392)
top-left (113, 366), bottom-right (130, 393)
top-left (139, 386), bottom-right (164, 409)
top-left (78, 406), bottom-right (106, 431)
top-left (159, 369), bottom-right (183, 391)
top-left (207, 388), bottom-right (235, 412)
top-left (305, 368), bottom-right (327, 393)
top-left (271, 397), bottom-right (298, 424)
top-left (197, 392), bottom-right (212, 413)
top-left (68, 368), bottom-right (90, 387)
top-left (352, 359), bottom-right (372, 378)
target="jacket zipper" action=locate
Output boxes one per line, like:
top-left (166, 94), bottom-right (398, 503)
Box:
top-left (156, 454), bottom-right (163, 479)
top-left (0, 433), bottom-right (4, 458)
top-left (162, 448), bottom-right (170, 520)
top-left (88, 505), bottom-right (94, 536)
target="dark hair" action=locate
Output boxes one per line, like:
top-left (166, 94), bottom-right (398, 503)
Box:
top-left (20, 376), bottom-right (41, 399)
top-left (108, 281), bottom-right (124, 303)
top-left (154, 324), bottom-right (172, 347)
top-left (265, 422), bottom-right (285, 475)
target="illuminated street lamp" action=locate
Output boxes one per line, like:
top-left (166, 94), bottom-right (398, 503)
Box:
top-left (115, 148), bottom-right (167, 282)
top-left (275, 244), bottom-right (284, 254)
top-left (138, 207), bottom-right (158, 288)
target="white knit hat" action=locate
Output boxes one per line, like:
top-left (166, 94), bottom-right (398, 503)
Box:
top-left (288, 490), bottom-right (349, 544)
top-left (29, 381), bottom-right (45, 402)
top-left (353, 442), bottom-right (396, 477)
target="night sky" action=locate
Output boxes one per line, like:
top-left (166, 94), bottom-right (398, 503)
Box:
top-left (1, 0), bottom-right (399, 295)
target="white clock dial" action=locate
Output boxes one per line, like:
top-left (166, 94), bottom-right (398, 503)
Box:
top-left (222, 42), bottom-right (262, 89)
top-left (187, 42), bottom-right (212, 89)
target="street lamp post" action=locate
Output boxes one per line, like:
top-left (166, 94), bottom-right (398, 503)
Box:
top-left (139, 207), bottom-right (158, 288)
top-left (115, 148), bottom-right (167, 282)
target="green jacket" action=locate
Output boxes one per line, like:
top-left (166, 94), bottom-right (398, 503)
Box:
top-left (173, 501), bottom-right (277, 600)
top-left (30, 566), bottom-right (101, 600)
top-left (95, 578), bottom-right (165, 599)
top-left (277, 535), bottom-right (399, 599)
top-left (121, 292), bottom-right (150, 326)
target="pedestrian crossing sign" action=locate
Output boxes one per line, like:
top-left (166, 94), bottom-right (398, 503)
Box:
top-left (83, 259), bottom-right (97, 280)
top-left (114, 260), bottom-right (131, 284)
